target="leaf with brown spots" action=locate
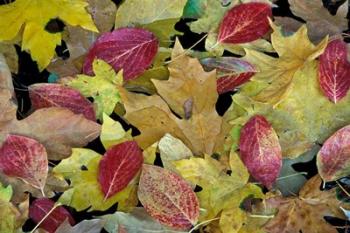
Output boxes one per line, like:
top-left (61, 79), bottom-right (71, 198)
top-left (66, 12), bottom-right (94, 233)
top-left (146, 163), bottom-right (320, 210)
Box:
top-left (262, 175), bottom-right (349, 233)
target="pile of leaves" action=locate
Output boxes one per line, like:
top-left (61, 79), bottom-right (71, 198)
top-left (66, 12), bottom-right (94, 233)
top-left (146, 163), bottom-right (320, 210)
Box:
top-left (2, 0), bottom-right (350, 232)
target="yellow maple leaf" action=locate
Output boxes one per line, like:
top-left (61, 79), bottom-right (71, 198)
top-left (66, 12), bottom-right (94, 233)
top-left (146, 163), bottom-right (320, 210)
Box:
top-left (0, 0), bottom-right (97, 70)
top-left (241, 20), bottom-right (328, 105)
top-left (120, 39), bottom-right (223, 155)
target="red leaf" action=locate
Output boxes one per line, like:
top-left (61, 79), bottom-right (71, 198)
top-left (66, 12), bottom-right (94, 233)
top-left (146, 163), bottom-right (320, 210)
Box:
top-left (218, 3), bottom-right (272, 44)
top-left (29, 198), bottom-right (75, 233)
top-left (0, 134), bottom-right (48, 192)
top-left (29, 83), bottom-right (96, 121)
top-left (138, 164), bottom-right (199, 230)
top-left (201, 57), bottom-right (256, 94)
top-left (83, 28), bottom-right (158, 81)
top-left (98, 141), bottom-right (143, 199)
top-left (317, 125), bottom-right (350, 181)
top-left (239, 115), bottom-right (282, 188)
top-left (319, 39), bottom-right (350, 103)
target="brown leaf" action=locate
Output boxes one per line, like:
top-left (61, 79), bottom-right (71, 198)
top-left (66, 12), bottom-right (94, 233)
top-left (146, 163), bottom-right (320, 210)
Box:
top-left (121, 39), bottom-right (223, 155)
top-left (263, 175), bottom-right (348, 233)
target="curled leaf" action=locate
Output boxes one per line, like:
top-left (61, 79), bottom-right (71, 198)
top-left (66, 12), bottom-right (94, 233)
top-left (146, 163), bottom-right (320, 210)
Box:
top-left (239, 115), bottom-right (282, 188)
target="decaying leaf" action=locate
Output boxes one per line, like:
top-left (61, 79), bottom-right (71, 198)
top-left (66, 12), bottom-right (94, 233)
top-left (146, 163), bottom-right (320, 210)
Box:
top-left (83, 28), bottom-right (158, 81)
top-left (239, 115), bottom-right (282, 188)
top-left (121, 39), bottom-right (223, 155)
top-left (0, 135), bottom-right (48, 194)
top-left (262, 175), bottom-right (349, 233)
top-left (138, 164), bottom-right (200, 230)
top-left (0, 0), bottom-right (97, 69)
top-left (56, 218), bottom-right (105, 233)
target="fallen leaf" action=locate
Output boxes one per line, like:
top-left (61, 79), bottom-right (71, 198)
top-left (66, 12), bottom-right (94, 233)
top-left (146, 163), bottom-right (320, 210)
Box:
top-left (201, 57), bottom-right (256, 94)
top-left (288, 0), bottom-right (348, 42)
top-left (55, 218), bottom-right (105, 233)
top-left (102, 207), bottom-right (186, 233)
top-left (121, 39), bottom-right (223, 155)
top-left (0, 43), bottom-right (18, 73)
top-left (319, 38), bottom-right (350, 103)
top-left (138, 164), bottom-right (200, 230)
top-left (239, 115), bottom-right (282, 188)
top-left (115, 0), bottom-right (187, 47)
top-left (218, 2), bottom-right (272, 44)
top-left (262, 175), bottom-right (349, 233)
top-left (67, 59), bottom-right (123, 119)
top-left (29, 83), bottom-right (96, 121)
top-left (0, 0), bottom-right (97, 69)
top-left (98, 141), bottom-right (143, 199)
top-left (317, 125), bottom-right (350, 181)
top-left (83, 28), bottom-right (158, 81)
top-left (29, 198), bottom-right (75, 233)
top-left (0, 135), bottom-right (48, 194)
top-left (57, 150), bottom-right (138, 212)
top-left (241, 20), bottom-right (328, 105)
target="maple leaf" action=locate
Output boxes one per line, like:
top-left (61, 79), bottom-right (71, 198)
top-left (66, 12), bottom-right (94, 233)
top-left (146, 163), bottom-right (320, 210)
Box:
top-left (261, 175), bottom-right (350, 233)
top-left (120, 39), bottom-right (223, 155)
top-left (115, 0), bottom-right (187, 47)
top-left (0, 54), bottom-right (100, 161)
top-left (173, 153), bottom-right (265, 232)
top-left (55, 148), bottom-right (138, 212)
top-left (0, 0), bottom-right (98, 70)
top-left (240, 20), bottom-right (328, 105)
top-left (286, 0), bottom-right (348, 42)
top-left (67, 59), bottom-right (123, 120)
top-left (230, 61), bottom-right (350, 158)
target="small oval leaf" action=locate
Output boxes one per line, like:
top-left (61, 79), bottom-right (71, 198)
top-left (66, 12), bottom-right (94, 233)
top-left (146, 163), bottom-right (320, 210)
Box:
top-left (98, 141), bottom-right (143, 199)
top-left (239, 115), bottom-right (282, 188)
top-left (0, 134), bottom-right (48, 192)
top-left (29, 83), bottom-right (96, 121)
top-left (317, 125), bottom-right (350, 181)
top-left (29, 198), bottom-right (75, 233)
top-left (319, 39), bottom-right (350, 103)
top-left (138, 164), bottom-right (200, 230)
top-left (201, 57), bottom-right (256, 94)
top-left (83, 28), bottom-right (159, 81)
top-left (218, 2), bottom-right (272, 44)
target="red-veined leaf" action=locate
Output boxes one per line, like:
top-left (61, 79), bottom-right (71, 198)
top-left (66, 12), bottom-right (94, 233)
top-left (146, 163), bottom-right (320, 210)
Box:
top-left (98, 141), bottom-right (143, 199)
top-left (218, 2), bottom-right (272, 44)
top-left (317, 125), bottom-right (350, 181)
top-left (319, 39), bottom-right (350, 103)
top-left (0, 134), bottom-right (48, 193)
top-left (29, 83), bottom-right (96, 121)
top-left (29, 198), bottom-right (75, 233)
top-left (138, 164), bottom-right (199, 230)
top-left (83, 28), bottom-right (158, 81)
top-left (239, 115), bottom-right (282, 188)
top-left (201, 57), bottom-right (256, 94)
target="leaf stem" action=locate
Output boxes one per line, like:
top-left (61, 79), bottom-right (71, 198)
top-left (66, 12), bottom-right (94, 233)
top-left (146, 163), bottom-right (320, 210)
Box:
top-left (188, 217), bottom-right (220, 233)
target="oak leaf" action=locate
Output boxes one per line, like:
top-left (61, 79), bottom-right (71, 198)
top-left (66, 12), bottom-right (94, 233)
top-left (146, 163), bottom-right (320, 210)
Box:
top-left (0, 0), bottom-right (97, 69)
top-left (120, 39), bottom-right (223, 155)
